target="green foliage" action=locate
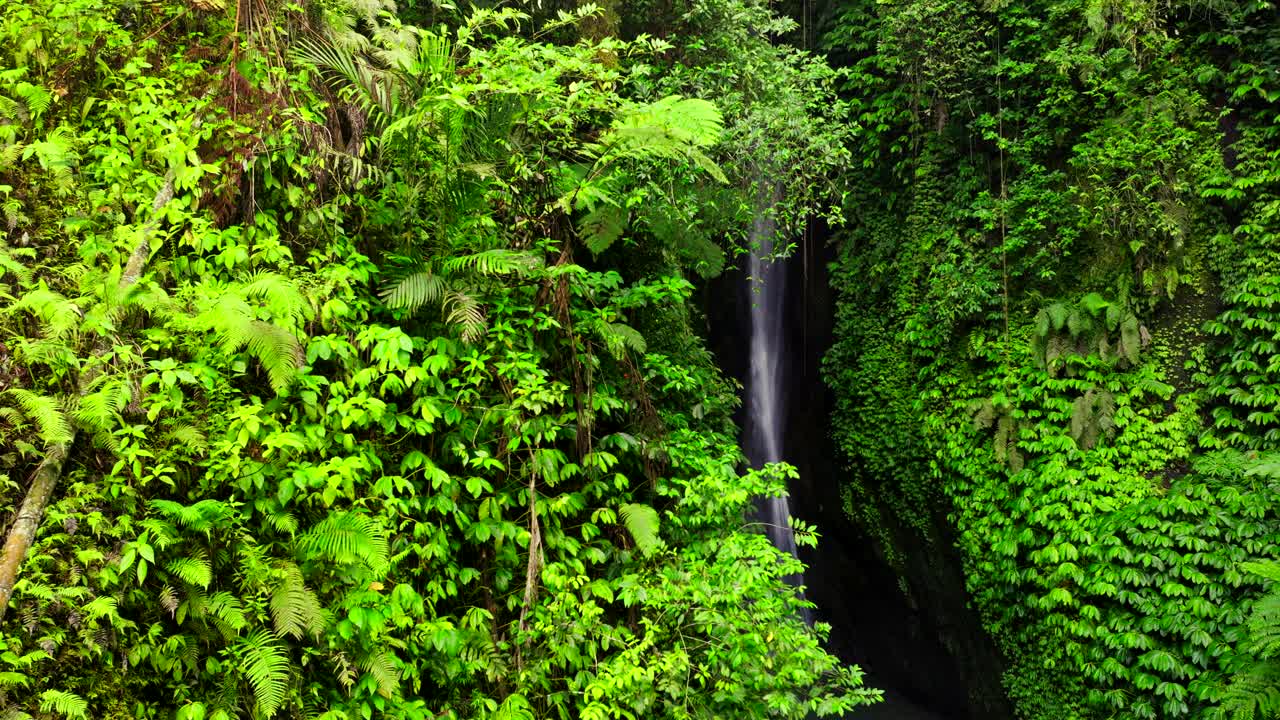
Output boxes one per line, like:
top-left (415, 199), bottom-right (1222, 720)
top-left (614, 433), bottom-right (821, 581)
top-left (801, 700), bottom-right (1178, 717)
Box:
top-left (822, 0), bottom-right (1280, 717)
top-left (0, 1), bottom-right (874, 718)
top-left (37, 690), bottom-right (87, 720)
top-left (1211, 561), bottom-right (1280, 720)
top-left (239, 630), bottom-right (291, 718)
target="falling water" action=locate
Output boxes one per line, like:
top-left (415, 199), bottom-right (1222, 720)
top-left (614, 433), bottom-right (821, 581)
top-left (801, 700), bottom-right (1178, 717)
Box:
top-left (743, 194), bottom-right (799, 562)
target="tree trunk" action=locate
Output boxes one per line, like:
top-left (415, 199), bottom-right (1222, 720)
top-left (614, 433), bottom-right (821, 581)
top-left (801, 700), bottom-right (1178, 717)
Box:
top-left (0, 442), bottom-right (71, 620)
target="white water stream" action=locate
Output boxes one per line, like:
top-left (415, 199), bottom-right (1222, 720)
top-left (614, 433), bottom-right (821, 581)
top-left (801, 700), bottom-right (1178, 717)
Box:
top-left (744, 200), bottom-right (799, 561)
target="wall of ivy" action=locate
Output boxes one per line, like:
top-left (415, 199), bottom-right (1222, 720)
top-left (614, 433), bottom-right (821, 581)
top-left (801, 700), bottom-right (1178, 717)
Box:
top-left (820, 0), bottom-right (1280, 717)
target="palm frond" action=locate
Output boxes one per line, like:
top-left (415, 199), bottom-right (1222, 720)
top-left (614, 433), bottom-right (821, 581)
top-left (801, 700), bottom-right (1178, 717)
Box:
top-left (293, 39), bottom-right (399, 126)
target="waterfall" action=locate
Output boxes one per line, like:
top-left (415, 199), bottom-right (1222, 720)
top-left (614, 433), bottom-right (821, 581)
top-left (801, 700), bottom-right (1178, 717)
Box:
top-left (743, 196), bottom-right (798, 561)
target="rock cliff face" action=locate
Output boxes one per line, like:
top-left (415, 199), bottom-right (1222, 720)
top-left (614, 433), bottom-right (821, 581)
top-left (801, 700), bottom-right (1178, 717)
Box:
top-left (707, 228), bottom-right (1014, 720)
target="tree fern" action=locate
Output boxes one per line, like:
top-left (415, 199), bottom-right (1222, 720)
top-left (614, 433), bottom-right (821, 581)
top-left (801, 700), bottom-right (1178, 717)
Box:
top-left (37, 691), bottom-right (87, 720)
top-left (606, 96), bottom-right (724, 152)
top-left (619, 503), bottom-right (662, 557)
top-left (239, 630), bottom-right (290, 718)
top-left (579, 204), bottom-right (628, 255)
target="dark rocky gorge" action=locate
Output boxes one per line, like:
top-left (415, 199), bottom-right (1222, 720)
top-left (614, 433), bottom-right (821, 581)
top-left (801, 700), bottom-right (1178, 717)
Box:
top-left (708, 225), bottom-right (1014, 720)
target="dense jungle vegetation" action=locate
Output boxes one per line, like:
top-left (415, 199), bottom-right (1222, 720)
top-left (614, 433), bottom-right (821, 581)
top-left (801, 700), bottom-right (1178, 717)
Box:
top-left (2, 0), bottom-right (1280, 718)
top-left (821, 0), bottom-right (1280, 717)
top-left (0, 0), bottom-right (869, 717)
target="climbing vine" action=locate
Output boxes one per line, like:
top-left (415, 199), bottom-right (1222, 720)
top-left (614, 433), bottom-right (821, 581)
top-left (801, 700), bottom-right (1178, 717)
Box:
top-left (823, 0), bottom-right (1280, 717)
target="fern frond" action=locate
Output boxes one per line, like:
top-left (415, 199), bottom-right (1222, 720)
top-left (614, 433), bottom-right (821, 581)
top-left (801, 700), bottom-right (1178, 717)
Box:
top-left (0, 243), bottom-right (33, 287)
top-left (298, 512), bottom-right (389, 576)
top-left (197, 591), bottom-right (248, 637)
top-left (0, 705), bottom-right (35, 720)
top-left (38, 690), bottom-right (87, 720)
top-left (0, 94), bottom-right (23, 123)
top-left (619, 503), bottom-right (662, 557)
top-left (241, 272), bottom-right (311, 328)
top-left (444, 290), bottom-right (486, 344)
top-left (579, 204), bottom-right (627, 255)
top-left (14, 83), bottom-right (52, 123)
top-left (24, 127), bottom-right (79, 182)
top-left (71, 377), bottom-right (130, 432)
top-left (359, 649), bottom-right (401, 699)
top-left (164, 424), bottom-right (209, 454)
top-left (440, 249), bottom-right (542, 277)
top-left (240, 630), bottom-right (290, 718)
top-left (270, 564), bottom-right (327, 640)
top-left (1119, 314), bottom-right (1141, 365)
top-left (380, 268), bottom-right (445, 312)
top-left (1244, 561), bottom-right (1280, 585)
top-left (1046, 302), bottom-right (1068, 332)
top-left (9, 284), bottom-right (79, 339)
top-left (197, 295), bottom-right (302, 395)
top-left (609, 96), bottom-right (724, 150)
top-left (594, 321), bottom-right (647, 360)
top-left (688, 147), bottom-right (728, 184)
top-left (159, 585), bottom-right (179, 616)
top-left (3, 389), bottom-right (73, 445)
top-left (246, 320), bottom-right (305, 394)
top-left (167, 553), bottom-right (213, 590)
top-left (150, 499), bottom-right (233, 533)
